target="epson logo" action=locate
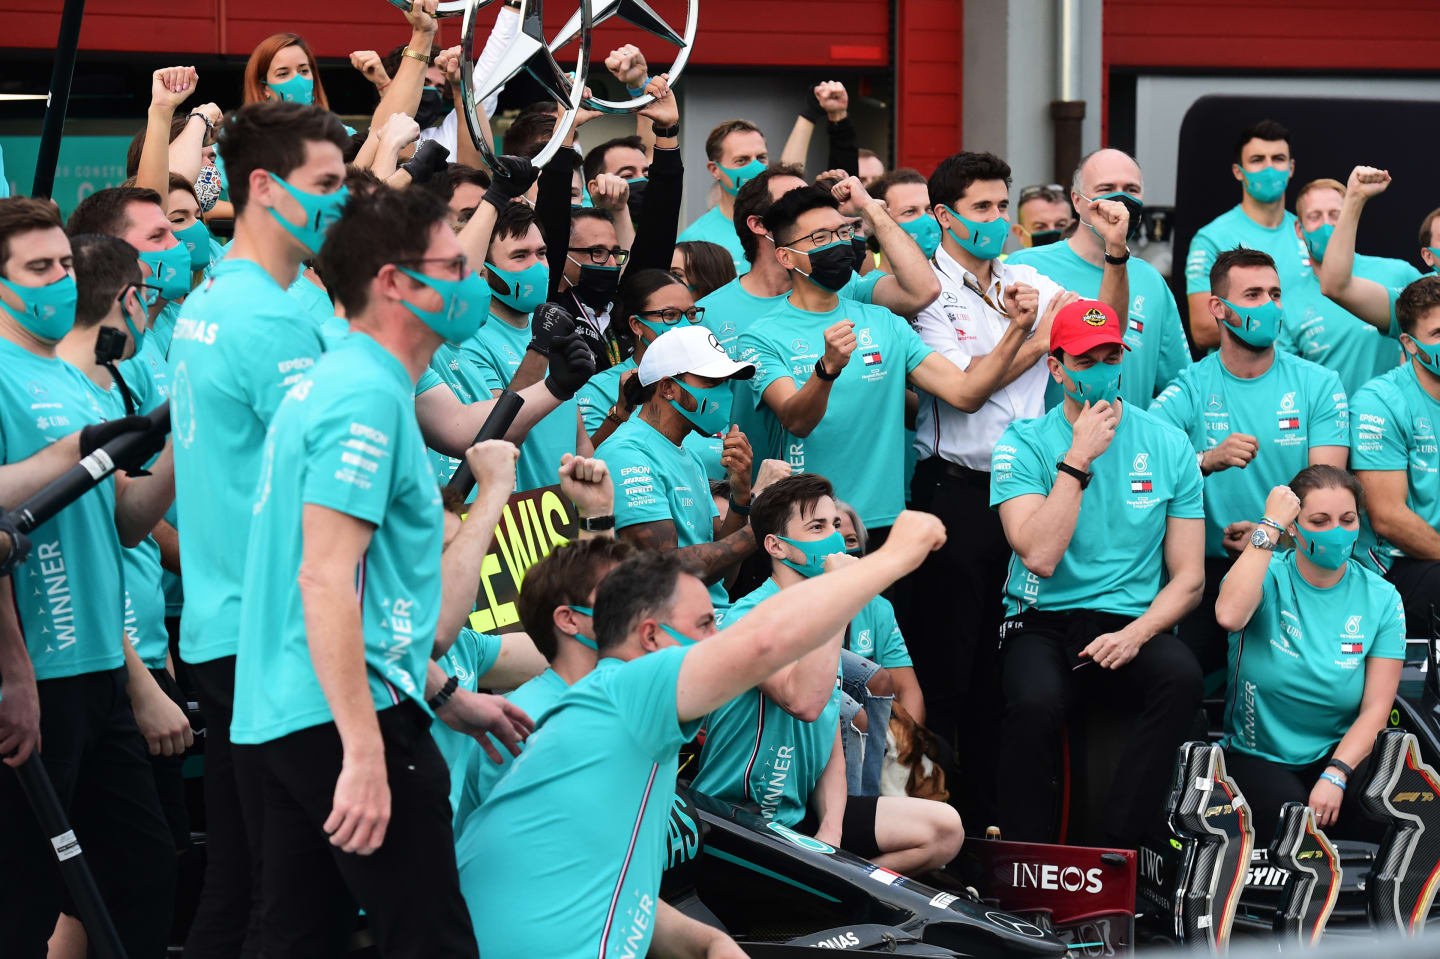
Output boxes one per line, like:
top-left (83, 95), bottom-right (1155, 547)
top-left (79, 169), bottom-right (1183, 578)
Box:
top-left (814, 931), bottom-right (860, 949)
top-left (1011, 862), bottom-right (1103, 894)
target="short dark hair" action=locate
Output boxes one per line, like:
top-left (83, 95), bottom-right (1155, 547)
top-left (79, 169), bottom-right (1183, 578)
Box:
top-left (569, 206), bottom-right (615, 241)
top-left (516, 539), bottom-right (635, 660)
top-left (928, 151), bottom-right (1011, 212)
top-left (504, 105), bottom-right (558, 160)
top-left (345, 165), bottom-right (387, 195)
top-left (1233, 119), bottom-right (1291, 164)
top-left (1210, 247), bottom-right (1277, 299)
top-left (1418, 207), bottom-right (1440, 248)
top-left (71, 233), bottom-right (141, 328)
top-left (1395, 275), bottom-right (1440, 337)
top-left (673, 241), bottom-right (736, 300)
top-left (761, 185), bottom-right (839, 247)
top-left (583, 135), bottom-right (644, 188)
top-left (593, 551), bottom-right (702, 652)
top-left (425, 163), bottom-right (492, 204)
top-left (66, 187), bottom-right (162, 239)
top-left (751, 473), bottom-right (835, 546)
top-left (218, 101), bottom-right (349, 213)
top-left (318, 186), bottom-right (448, 317)
top-left (491, 200), bottom-right (544, 249)
top-left (0, 196), bottom-right (64, 270)
top-left (733, 163), bottom-right (806, 264)
top-left (1289, 464), bottom-right (1365, 515)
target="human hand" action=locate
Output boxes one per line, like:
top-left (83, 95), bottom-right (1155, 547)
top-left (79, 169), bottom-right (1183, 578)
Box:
top-left (589, 173), bottom-right (630, 213)
top-left (437, 689), bottom-right (535, 763)
top-left (1086, 195), bottom-right (1130, 254)
top-left (617, 369), bottom-right (639, 412)
top-left (637, 74), bottom-right (678, 128)
top-left (0, 673), bottom-right (40, 766)
top-left (1003, 282), bottom-right (1040, 332)
top-left (753, 458), bottom-right (792, 497)
top-left (434, 45), bottom-right (464, 86)
top-left (380, 112), bottom-right (421, 149)
top-left (822, 551), bottom-right (859, 574)
top-left (1080, 625), bottom-right (1148, 670)
top-left (193, 102), bottom-right (224, 131)
top-left (131, 677), bottom-right (194, 757)
top-left (1309, 775), bottom-right (1344, 829)
top-left (1347, 165), bottom-right (1391, 201)
top-left (1034, 289), bottom-right (1079, 345)
top-left (1066, 400), bottom-right (1118, 469)
top-left (815, 81), bottom-right (848, 122)
top-left (1263, 485), bottom-right (1301, 530)
top-left (485, 154), bottom-right (540, 206)
top-left (325, 753), bottom-right (390, 854)
top-left (822, 319), bottom-right (857, 373)
top-left (404, 0), bottom-right (439, 34)
top-left (559, 453), bottom-right (614, 518)
top-left (704, 935), bottom-right (750, 959)
top-left (1222, 521), bottom-right (1259, 556)
top-left (152, 66), bottom-right (199, 112)
top-left (1201, 433), bottom-right (1259, 474)
top-left (544, 335), bottom-right (597, 400)
top-left (831, 175), bottom-right (873, 218)
top-left (605, 43), bottom-right (649, 88)
top-left (465, 439), bottom-right (519, 503)
top-left (721, 427), bottom-right (754, 500)
top-left (814, 821), bottom-right (843, 848)
top-left (880, 510), bottom-right (948, 572)
top-left (350, 50), bottom-right (391, 87)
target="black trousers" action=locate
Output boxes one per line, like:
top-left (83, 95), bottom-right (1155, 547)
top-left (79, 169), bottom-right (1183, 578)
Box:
top-left (0, 667), bottom-right (176, 959)
top-left (1177, 555), bottom-right (1234, 693)
top-left (248, 702), bottom-right (477, 959)
top-left (997, 610), bottom-right (1203, 849)
top-left (1386, 557), bottom-right (1440, 639)
top-left (1223, 750), bottom-right (1384, 846)
top-left (896, 458), bottom-right (1007, 824)
top-left (184, 655), bottom-right (264, 959)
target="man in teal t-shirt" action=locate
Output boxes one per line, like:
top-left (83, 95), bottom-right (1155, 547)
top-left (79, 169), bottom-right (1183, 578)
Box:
top-left (1151, 248), bottom-right (1349, 681)
top-left (1008, 149), bottom-right (1192, 407)
top-left (677, 118), bottom-right (771, 275)
top-left (990, 297), bottom-right (1205, 848)
top-left (1350, 276), bottom-right (1440, 636)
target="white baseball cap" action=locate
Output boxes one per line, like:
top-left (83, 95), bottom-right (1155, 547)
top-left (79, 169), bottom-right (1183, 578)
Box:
top-left (638, 325), bottom-right (755, 386)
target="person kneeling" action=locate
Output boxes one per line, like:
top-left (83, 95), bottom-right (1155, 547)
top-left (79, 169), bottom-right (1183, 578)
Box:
top-left (691, 473), bottom-right (963, 874)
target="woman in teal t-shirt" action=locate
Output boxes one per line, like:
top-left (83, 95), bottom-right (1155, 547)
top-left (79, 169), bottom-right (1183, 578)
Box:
top-left (1216, 465), bottom-right (1405, 843)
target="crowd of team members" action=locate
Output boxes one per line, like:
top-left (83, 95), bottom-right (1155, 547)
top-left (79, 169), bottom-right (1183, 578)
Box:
top-left (2, 2), bottom-right (1440, 956)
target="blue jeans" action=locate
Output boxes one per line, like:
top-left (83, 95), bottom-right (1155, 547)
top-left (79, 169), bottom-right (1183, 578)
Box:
top-left (839, 650), bottom-right (893, 796)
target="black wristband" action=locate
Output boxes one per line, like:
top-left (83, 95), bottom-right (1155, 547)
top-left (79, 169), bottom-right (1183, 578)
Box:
top-left (578, 514), bottom-right (616, 532)
top-left (728, 497), bottom-right (751, 517)
top-left (427, 674), bottom-right (459, 712)
top-left (650, 121), bottom-right (679, 139)
top-left (813, 357), bottom-right (840, 381)
top-left (1326, 757), bottom-right (1355, 779)
top-left (1056, 460), bottom-right (1091, 490)
top-left (1104, 248), bottom-right (1130, 265)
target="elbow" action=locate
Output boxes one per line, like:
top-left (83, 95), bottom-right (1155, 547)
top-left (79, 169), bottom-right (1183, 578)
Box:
top-left (786, 698), bottom-right (826, 724)
top-left (952, 391), bottom-right (985, 415)
top-left (902, 278), bottom-right (942, 315)
top-left (1017, 550), bottom-right (1056, 579)
top-left (1214, 605), bottom-right (1247, 635)
top-left (1368, 506), bottom-right (1398, 541)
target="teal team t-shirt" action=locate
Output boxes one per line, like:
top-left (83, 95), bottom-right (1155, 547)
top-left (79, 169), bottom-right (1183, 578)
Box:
top-left (454, 666), bottom-right (570, 829)
top-left (456, 647), bottom-right (700, 959)
top-left (287, 269), bottom-right (333, 324)
top-left (169, 258), bottom-right (326, 664)
top-left (148, 300), bottom-right (182, 359)
top-left (678, 206), bottom-right (749, 276)
top-left (1185, 205), bottom-right (1311, 300)
top-left (847, 594), bottom-right (912, 669)
top-left (575, 356), bottom-right (725, 480)
top-left (431, 627), bottom-right (504, 816)
top-left (1222, 549), bottom-right (1405, 766)
top-left (991, 402), bottom-right (1205, 617)
top-left (692, 579), bottom-right (842, 827)
top-left (597, 416), bottom-right (727, 609)
top-left (0, 341), bottom-right (123, 680)
top-left (460, 314), bottom-right (579, 492)
top-left (1006, 240), bottom-right (1192, 407)
top-left (1350, 362), bottom-right (1440, 573)
top-left (1149, 351), bottom-right (1348, 558)
top-left (740, 296), bottom-right (931, 528)
top-left (231, 332), bottom-right (442, 744)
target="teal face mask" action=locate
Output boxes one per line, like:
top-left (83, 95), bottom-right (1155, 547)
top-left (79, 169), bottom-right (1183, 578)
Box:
top-left (173, 219), bottom-right (213, 271)
top-left (1294, 522), bottom-right (1357, 571)
top-left (139, 242), bottom-right (192, 301)
top-left (669, 379), bottom-right (732, 435)
top-left (119, 287), bottom-right (147, 348)
top-left (719, 158), bottom-right (766, 197)
top-left (265, 173), bottom-right (349, 255)
top-left (1218, 296), bottom-right (1283, 348)
top-left (658, 623), bottom-right (700, 647)
top-left (1060, 360), bottom-right (1122, 405)
top-left (775, 530), bottom-right (846, 578)
top-left (1406, 336), bottom-right (1440, 377)
top-left (939, 205), bottom-right (1008, 260)
top-left (565, 605), bottom-right (599, 652)
top-left (1241, 166), bottom-right (1290, 204)
top-left (269, 73), bottom-right (314, 105)
top-left (486, 260), bottom-right (549, 314)
top-left (1302, 223), bottom-right (1333, 264)
top-left (0, 274), bottom-right (77, 340)
top-left (397, 267), bottom-right (492, 344)
top-left (899, 214), bottom-right (941, 258)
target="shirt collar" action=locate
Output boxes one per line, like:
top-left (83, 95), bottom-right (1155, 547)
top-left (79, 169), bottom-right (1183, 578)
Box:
top-left (934, 243), bottom-right (1008, 302)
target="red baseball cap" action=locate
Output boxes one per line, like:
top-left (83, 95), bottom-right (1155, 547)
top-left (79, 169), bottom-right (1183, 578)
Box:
top-left (1049, 299), bottom-right (1130, 356)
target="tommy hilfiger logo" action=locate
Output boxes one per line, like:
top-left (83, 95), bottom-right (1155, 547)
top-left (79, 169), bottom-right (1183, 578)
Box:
top-left (1130, 480), bottom-right (1153, 492)
top-left (1278, 416), bottom-right (1300, 430)
top-left (862, 350), bottom-right (882, 366)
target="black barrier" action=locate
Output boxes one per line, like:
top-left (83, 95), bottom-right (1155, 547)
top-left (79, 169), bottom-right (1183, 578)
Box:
top-left (1269, 801), bottom-right (1341, 948)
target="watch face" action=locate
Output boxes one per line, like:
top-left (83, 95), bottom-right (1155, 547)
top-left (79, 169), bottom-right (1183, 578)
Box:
top-left (1250, 528), bottom-right (1272, 549)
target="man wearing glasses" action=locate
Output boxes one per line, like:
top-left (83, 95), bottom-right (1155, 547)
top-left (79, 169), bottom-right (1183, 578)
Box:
top-left (1012, 183), bottom-right (1074, 249)
top-left (546, 208), bottom-right (630, 366)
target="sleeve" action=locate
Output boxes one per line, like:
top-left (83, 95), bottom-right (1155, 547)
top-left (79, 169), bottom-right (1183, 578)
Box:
top-left (612, 645), bottom-right (700, 754)
top-left (1370, 583), bottom-right (1408, 660)
top-left (536, 155), bottom-right (573, 300)
top-left (415, 366), bottom-right (444, 398)
top-left (989, 426), bottom-right (1049, 506)
top-left (739, 329), bottom-right (795, 408)
top-left (627, 146), bottom-right (683, 275)
top-left (1184, 229), bottom-right (1219, 295)
top-left (1386, 286), bottom-right (1404, 341)
top-left (1023, 266), bottom-right (1067, 320)
top-left (1308, 368), bottom-right (1349, 448)
top-left (1153, 289), bottom-right (1193, 397)
top-left (871, 597), bottom-right (912, 669)
top-left (1351, 383), bottom-right (1409, 470)
top-left (893, 310), bottom-right (933, 373)
top-left (575, 381), bottom-right (607, 433)
top-left (605, 440), bottom-right (675, 529)
top-left (300, 387), bottom-right (405, 525)
top-left (244, 314), bottom-right (324, 425)
top-left (826, 117), bottom-right (859, 181)
top-left (1167, 430), bottom-right (1206, 519)
top-left (840, 270), bottom-right (884, 305)
top-left (910, 299), bottom-right (974, 372)
top-left (1147, 374), bottom-right (1199, 444)
top-left (468, 629), bottom-right (505, 682)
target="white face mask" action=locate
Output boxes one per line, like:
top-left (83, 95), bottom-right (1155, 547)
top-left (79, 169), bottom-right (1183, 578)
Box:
top-left (195, 163), bottom-right (222, 213)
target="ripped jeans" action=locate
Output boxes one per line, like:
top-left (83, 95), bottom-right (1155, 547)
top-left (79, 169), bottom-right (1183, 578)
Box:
top-left (839, 649), bottom-right (893, 797)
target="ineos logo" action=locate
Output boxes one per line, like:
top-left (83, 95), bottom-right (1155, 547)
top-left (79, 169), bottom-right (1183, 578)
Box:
top-left (984, 911), bottom-right (1045, 937)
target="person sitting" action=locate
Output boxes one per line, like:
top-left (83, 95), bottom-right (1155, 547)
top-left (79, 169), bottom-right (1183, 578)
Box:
top-left (1215, 467), bottom-right (1404, 844)
top-left (991, 298), bottom-right (1205, 849)
top-left (691, 474), bottom-right (964, 872)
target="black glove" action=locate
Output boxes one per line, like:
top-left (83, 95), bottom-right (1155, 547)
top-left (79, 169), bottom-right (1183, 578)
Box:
top-left (482, 155), bottom-right (540, 213)
top-left (79, 415), bottom-right (151, 458)
top-left (402, 139), bottom-right (451, 185)
top-left (544, 334), bottom-right (596, 401)
top-left (0, 513), bottom-right (32, 577)
top-left (527, 302), bottom-right (576, 356)
top-left (79, 413), bottom-right (167, 475)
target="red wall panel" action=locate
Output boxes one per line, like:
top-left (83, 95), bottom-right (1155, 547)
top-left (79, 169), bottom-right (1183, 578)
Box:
top-left (896, 0), bottom-right (962, 174)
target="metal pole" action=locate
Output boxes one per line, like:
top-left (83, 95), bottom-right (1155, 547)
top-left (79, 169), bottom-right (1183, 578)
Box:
top-left (31, 0), bottom-right (88, 200)
top-left (1050, 0), bottom-right (1086, 187)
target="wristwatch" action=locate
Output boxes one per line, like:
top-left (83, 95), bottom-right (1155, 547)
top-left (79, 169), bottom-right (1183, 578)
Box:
top-left (1104, 247), bottom-right (1130, 266)
top-left (650, 121), bottom-right (680, 139)
top-left (1249, 527), bottom-right (1277, 551)
top-left (579, 514), bottom-right (616, 532)
top-left (1055, 460), bottom-right (1091, 490)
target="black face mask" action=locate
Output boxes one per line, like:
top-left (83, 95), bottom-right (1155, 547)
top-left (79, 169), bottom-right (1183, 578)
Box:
top-left (1028, 229), bottom-right (1062, 247)
top-left (416, 86), bottom-right (450, 130)
top-left (626, 177), bottom-right (648, 221)
top-left (795, 241), bottom-right (856, 293)
top-left (1088, 191), bottom-right (1145, 241)
top-left (850, 236), bottom-right (870, 271)
top-left (573, 264), bottom-right (620, 310)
